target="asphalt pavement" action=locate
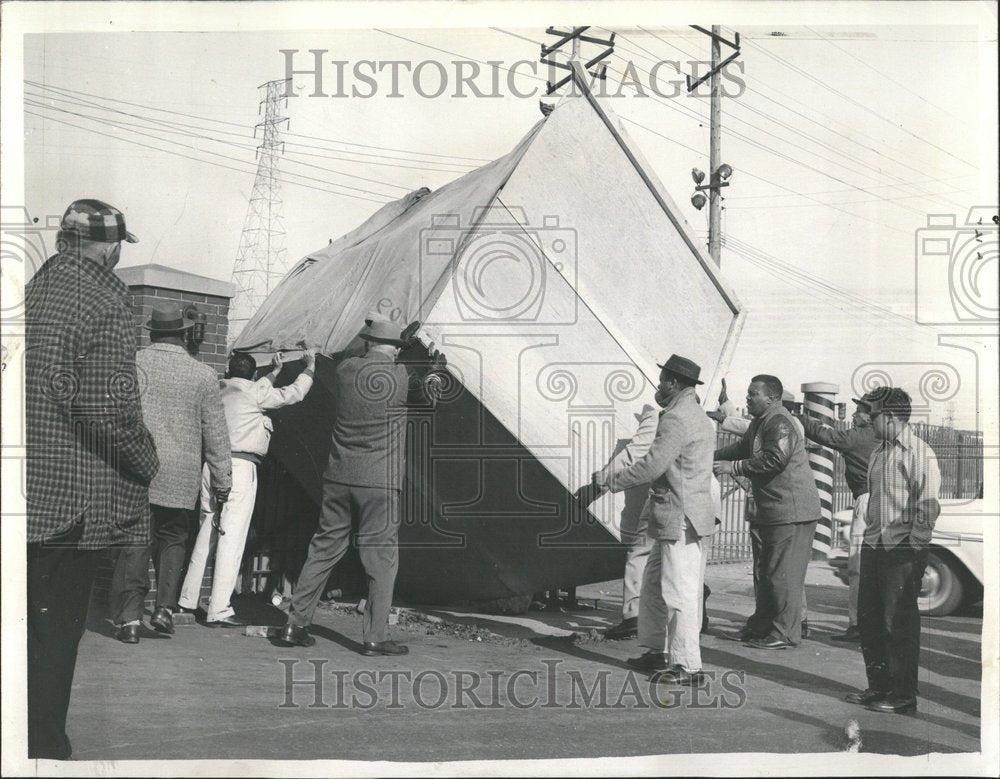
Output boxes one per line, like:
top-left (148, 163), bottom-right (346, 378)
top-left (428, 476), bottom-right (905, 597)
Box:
top-left (65, 561), bottom-right (983, 764)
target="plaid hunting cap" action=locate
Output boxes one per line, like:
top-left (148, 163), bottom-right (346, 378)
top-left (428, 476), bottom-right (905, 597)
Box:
top-left (60, 199), bottom-right (138, 243)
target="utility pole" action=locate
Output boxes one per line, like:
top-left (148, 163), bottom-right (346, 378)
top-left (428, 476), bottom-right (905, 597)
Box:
top-left (229, 78), bottom-right (290, 345)
top-left (708, 26), bottom-right (723, 266)
top-left (686, 26), bottom-right (740, 268)
top-left (539, 26), bottom-right (615, 114)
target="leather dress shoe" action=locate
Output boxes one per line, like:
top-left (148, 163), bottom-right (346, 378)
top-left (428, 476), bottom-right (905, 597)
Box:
top-left (150, 607), bottom-right (175, 635)
top-left (720, 628), bottom-right (761, 642)
top-left (865, 694), bottom-right (917, 714)
top-left (114, 624), bottom-right (140, 644)
top-left (362, 640), bottom-right (409, 656)
top-left (845, 688), bottom-right (887, 705)
top-left (744, 635), bottom-right (793, 650)
top-left (626, 651), bottom-right (668, 671)
top-left (831, 626), bottom-right (862, 643)
top-left (279, 624), bottom-right (316, 647)
top-left (651, 665), bottom-right (708, 687)
top-left (604, 617), bottom-right (638, 641)
top-left (204, 615), bottom-right (249, 628)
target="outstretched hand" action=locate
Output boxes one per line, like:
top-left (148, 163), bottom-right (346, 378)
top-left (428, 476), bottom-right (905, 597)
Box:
top-left (718, 377), bottom-right (728, 406)
top-left (400, 320), bottom-right (421, 346)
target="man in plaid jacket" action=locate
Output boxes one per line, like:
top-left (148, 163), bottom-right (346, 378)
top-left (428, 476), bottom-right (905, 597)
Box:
top-left (25, 199), bottom-right (159, 760)
top-left (108, 302), bottom-right (232, 642)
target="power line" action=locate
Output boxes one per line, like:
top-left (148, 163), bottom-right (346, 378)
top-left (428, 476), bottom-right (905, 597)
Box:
top-left (25, 92), bottom-right (464, 193)
top-left (25, 79), bottom-right (492, 164)
top-left (620, 28), bottom-right (969, 198)
top-left (25, 99), bottom-right (401, 200)
top-left (802, 25), bottom-right (962, 122)
top-left (618, 27), bottom-right (971, 204)
top-left (617, 113), bottom-right (912, 236)
top-left (24, 109), bottom-right (390, 204)
top-left (29, 85), bottom-right (478, 177)
top-left (739, 37), bottom-right (976, 169)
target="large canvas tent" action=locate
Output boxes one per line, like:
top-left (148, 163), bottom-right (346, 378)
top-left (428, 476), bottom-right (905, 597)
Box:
top-left (235, 64), bottom-right (744, 605)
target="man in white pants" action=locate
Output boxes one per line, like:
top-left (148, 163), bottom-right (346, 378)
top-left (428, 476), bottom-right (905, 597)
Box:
top-left (596, 403), bottom-right (659, 640)
top-left (179, 348), bottom-right (316, 626)
top-left (592, 354), bottom-right (717, 686)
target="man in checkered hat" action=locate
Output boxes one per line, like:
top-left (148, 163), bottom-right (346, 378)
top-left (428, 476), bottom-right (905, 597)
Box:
top-left (25, 199), bottom-right (159, 759)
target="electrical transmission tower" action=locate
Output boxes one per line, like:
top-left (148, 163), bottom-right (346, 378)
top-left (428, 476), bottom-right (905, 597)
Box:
top-left (228, 78), bottom-right (290, 345)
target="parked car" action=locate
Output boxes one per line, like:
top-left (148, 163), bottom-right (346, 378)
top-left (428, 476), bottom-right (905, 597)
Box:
top-left (828, 498), bottom-right (984, 616)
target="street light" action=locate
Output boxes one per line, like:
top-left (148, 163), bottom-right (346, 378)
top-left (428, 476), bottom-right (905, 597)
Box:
top-left (691, 192), bottom-right (707, 210)
top-left (691, 168), bottom-right (706, 185)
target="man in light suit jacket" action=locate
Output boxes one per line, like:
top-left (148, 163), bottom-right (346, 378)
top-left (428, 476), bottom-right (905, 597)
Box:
top-left (593, 354), bottom-right (717, 686)
top-left (108, 303), bottom-right (232, 643)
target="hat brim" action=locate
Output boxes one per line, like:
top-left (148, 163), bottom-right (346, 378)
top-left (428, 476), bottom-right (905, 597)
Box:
top-left (656, 364), bottom-right (704, 385)
top-left (124, 230), bottom-right (138, 244)
top-left (360, 333), bottom-right (405, 347)
top-left (143, 321), bottom-right (194, 331)
top-left (656, 366), bottom-right (705, 384)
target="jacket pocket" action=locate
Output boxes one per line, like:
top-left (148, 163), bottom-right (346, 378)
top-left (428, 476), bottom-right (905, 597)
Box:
top-left (648, 491), bottom-right (684, 541)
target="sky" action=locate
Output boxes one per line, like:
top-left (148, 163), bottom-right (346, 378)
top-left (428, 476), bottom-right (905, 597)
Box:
top-left (17, 15), bottom-right (1000, 429)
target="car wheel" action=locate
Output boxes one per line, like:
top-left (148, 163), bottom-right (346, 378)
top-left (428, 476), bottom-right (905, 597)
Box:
top-left (919, 551), bottom-right (964, 617)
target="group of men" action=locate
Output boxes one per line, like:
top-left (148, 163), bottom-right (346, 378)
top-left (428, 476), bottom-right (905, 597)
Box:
top-left (24, 199), bottom-right (439, 758)
top-left (24, 197), bottom-right (942, 761)
top-left (589, 353), bottom-right (940, 717)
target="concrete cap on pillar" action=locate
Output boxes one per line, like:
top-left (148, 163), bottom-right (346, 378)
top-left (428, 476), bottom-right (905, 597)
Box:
top-left (801, 382), bottom-right (839, 394)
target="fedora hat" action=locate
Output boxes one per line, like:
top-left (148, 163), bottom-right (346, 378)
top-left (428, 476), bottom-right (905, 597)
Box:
top-left (657, 354), bottom-right (703, 385)
top-left (144, 302), bottom-right (194, 332)
top-left (360, 320), bottom-right (406, 347)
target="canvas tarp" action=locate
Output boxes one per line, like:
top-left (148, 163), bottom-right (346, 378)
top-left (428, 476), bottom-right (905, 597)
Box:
top-left (235, 64), bottom-right (744, 565)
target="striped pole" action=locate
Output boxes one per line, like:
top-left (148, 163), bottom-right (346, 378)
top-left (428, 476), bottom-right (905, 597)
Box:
top-left (801, 382), bottom-right (838, 559)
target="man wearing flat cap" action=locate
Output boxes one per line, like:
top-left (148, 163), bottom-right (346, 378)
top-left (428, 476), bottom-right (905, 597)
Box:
top-left (281, 320), bottom-right (446, 654)
top-left (592, 355), bottom-right (717, 686)
top-left (107, 302), bottom-right (231, 643)
top-left (25, 199), bottom-right (159, 758)
top-left (846, 387), bottom-right (940, 714)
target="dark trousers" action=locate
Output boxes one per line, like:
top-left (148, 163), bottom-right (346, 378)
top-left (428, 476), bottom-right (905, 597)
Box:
top-left (747, 521), bottom-right (816, 644)
top-left (109, 504), bottom-right (190, 617)
top-left (289, 481), bottom-right (400, 643)
top-left (27, 534), bottom-right (100, 759)
top-left (108, 541), bottom-right (151, 624)
top-left (858, 542), bottom-right (927, 697)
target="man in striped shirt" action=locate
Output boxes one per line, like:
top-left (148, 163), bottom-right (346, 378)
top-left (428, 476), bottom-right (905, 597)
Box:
top-left (846, 387), bottom-right (941, 714)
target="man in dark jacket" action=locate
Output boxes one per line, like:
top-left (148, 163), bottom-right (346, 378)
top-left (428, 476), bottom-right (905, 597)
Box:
top-left (714, 374), bottom-right (821, 649)
top-left (280, 320), bottom-right (445, 654)
top-left (25, 199), bottom-right (159, 759)
top-left (797, 393), bottom-right (878, 641)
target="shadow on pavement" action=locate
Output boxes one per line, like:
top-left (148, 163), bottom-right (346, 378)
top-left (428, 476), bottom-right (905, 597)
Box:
top-left (759, 707), bottom-right (967, 755)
